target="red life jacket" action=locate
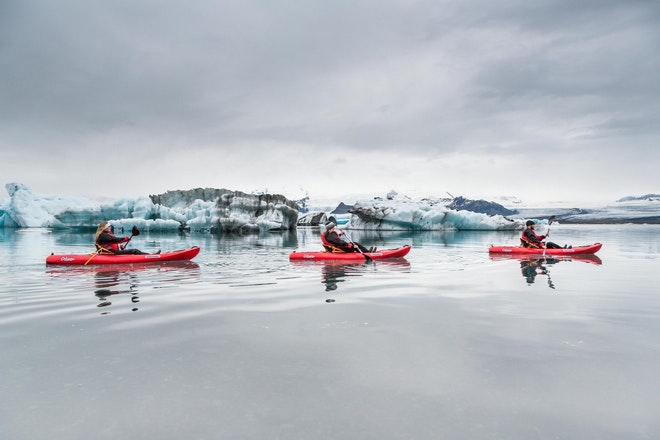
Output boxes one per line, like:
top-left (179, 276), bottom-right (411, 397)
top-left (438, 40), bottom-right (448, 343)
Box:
top-left (520, 229), bottom-right (543, 248)
top-left (97, 242), bottom-right (119, 252)
top-left (96, 233), bottom-right (121, 252)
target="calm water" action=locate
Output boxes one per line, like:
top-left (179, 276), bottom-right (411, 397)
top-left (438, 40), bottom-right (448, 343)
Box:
top-left (1, 225), bottom-right (659, 440)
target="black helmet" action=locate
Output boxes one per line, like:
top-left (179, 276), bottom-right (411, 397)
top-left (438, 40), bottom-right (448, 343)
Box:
top-left (526, 220), bottom-right (535, 227)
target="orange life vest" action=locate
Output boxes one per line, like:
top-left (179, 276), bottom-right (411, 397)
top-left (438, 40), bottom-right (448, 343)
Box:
top-left (321, 232), bottom-right (345, 253)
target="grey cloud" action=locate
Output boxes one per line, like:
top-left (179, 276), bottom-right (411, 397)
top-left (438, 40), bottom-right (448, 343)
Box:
top-left (0, 0), bottom-right (658, 200)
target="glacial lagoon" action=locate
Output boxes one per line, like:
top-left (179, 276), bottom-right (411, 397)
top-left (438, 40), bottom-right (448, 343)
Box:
top-left (1, 224), bottom-right (659, 439)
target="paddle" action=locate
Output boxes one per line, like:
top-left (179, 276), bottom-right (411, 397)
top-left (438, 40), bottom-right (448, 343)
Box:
top-left (545, 270), bottom-right (555, 290)
top-left (538, 258), bottom-right (556, 289)
top-left (120, 225), bottom-right (140, 250)
top-left (341, 229), bottom-right (373, 262)
top-left (542, 216), bottom-right (556, 258)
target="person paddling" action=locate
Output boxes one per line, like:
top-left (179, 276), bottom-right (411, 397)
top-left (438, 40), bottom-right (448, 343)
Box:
top-left (322, 221), bottom-right (374, 253)
top-left (521, 220), bottom-right (570, 249)
top-left (94, 221), bottom-right (150, 255)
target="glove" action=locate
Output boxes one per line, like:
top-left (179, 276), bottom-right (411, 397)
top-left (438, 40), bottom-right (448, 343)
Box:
top-left (123, 236), bottom-right (130, 242)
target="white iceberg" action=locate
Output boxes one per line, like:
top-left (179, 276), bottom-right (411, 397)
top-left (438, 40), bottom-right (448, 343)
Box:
top-left (347, 195), bottom-right (521, 231)
top-left (0, 183), bottom-right (299, 233)
top-left (2, 182), bottom-right (657, 232)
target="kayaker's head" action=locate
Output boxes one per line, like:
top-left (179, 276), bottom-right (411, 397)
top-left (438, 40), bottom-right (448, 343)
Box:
top-left (95, 221), bottom-right (112, 242)
top-left (325, 221), bottom-right (336, 231)
top-left (96, 221), bottom-right (111, 232)
top-left (526, 220), bottom-right (535, 228)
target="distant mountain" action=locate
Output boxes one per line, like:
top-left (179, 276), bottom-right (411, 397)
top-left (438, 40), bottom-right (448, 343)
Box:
top-left (617, 194), bottom-right (660, 202)
top-left (447, 196), bottom-right (517, 216)
top-left (331, 202), bottom-right (352, 214)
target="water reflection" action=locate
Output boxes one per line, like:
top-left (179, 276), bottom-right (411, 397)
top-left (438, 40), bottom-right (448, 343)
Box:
top-left (290, 261), bottom-right (366, 299)
top-left (45, 260), bottom-right (201, 276)
top-left (490, 254), bottom-right (603, 289)
top-left (45, 261), bottom-right (201, 314)
top-left (291, 258), bottom-right (411, 303)
top-left (94, 270), bottom-right (140, 314)
top-left (320, 261), bottom-right (362, 292)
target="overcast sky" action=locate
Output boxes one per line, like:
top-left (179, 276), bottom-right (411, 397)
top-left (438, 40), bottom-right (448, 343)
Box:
top-left (1, 0), bottom-right (658, 205)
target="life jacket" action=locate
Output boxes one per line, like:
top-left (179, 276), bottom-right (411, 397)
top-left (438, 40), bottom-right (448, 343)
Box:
top-left (520, 230), bottom-right (542, 248)
top-left (96, 233), bottom-right (121, 253)
top-left (520, 237), bottom-right (540, 248)
top-left (321, 232), bottom-right (345, 253)
top-left (94, 243), bottom-right (116, 254)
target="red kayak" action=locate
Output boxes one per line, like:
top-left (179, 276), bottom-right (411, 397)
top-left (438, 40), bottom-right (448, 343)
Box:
top-left (488, 243), bottom-right (602, 255)
top-left (289, 245), bottom-right (411, 261)
top-left (46, 246), bottom-right (200, 265)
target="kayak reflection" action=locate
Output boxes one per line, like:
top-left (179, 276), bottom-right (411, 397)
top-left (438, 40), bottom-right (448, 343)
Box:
top-left (521, 258), bottom-right (555, 288)
top-left (291, 258), bottom-right (411, 302)
top-left (489, 253), bottom-right (603, 289)
top-left (93, 261), bottom-right (201, 314)
top-left (46, 260), bottom-right (201, 275)
top-left (94, 270), bottom-right (140, 314)
top-left (47, 261), bottom-right (200, 314)
top-left (321, 262), bottom-right (358, 292)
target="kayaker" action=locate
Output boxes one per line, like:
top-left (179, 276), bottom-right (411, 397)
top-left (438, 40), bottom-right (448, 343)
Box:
top-left (521, 220), bottom-right (567, 249)
top-left (94, 221), bottom-right (148, 255)
top-left (322, 221), bottom-right (374, 253)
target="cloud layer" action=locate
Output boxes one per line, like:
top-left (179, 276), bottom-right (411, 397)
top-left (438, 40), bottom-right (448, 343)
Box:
top-left (1, 0), bottom-right (658, 203)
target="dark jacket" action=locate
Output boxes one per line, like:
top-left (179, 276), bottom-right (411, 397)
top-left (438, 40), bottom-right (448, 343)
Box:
top-left (323, 230), bottom-right (354, 252)
top-left (521, 228), bottom-right (546, 248)
top-left (96, 231), bottom-right (130, 252)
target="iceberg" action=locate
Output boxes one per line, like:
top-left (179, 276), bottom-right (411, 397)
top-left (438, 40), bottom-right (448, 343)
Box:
top-left (0, 183), bottom-right (98, 228)
top-left (297, 202), bottom-right (353, 227)
top-left (2, 182), bottom-right (658, 232)
top-left (0, 183), bottom-right (523, 232)
top-left (0, 183), bottom-right (299, 233)
top-left (347, 194), bottom-right (521, 231)
top-left (296, 192), bottom-right (522, 231)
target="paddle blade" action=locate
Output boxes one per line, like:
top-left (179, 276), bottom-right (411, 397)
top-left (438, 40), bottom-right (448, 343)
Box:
top-left (548, 215), bottom-right (556, 225)
top-left (131, 225), bottom-right (140, 236)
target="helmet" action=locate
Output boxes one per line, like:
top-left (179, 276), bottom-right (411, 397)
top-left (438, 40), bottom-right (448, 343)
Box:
top-left (525, 220), bottom-right (535, 227)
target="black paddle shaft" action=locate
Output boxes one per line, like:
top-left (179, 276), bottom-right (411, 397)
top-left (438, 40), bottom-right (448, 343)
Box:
top-left (121, 225), bottom-right (140, 250)
top-left (341, 229), bottom-right (372, 262)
